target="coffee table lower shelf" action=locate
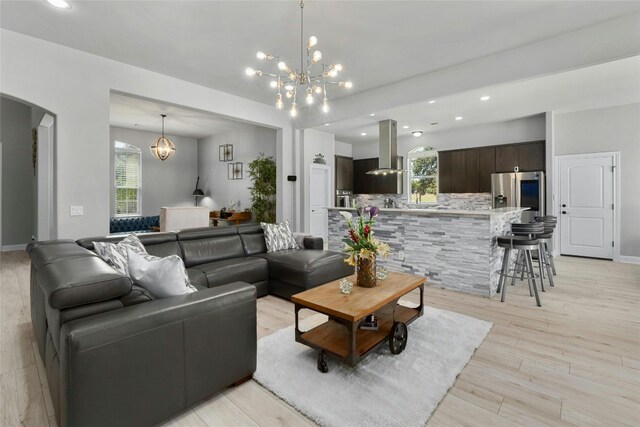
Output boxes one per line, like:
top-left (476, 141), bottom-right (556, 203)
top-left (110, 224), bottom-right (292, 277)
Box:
top-left (298, 305), bottom-right (420, 359)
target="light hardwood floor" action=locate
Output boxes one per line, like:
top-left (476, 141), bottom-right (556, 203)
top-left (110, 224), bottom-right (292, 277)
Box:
top-left (1, 250), bottom-right (639, 426)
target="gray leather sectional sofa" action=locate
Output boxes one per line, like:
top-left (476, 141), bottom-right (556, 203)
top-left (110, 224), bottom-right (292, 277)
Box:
top-left (27, 224), bottom-right (353, 427)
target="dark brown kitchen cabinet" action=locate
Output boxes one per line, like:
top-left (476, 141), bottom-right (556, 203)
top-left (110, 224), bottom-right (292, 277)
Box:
top-left (438, 151), bottom-right (452, 193)
top-left (451, 150), bottom-right (466, 193)
top-left (438, 140), bottom-right (545, 194)
top-left (495, 144), bottom-right (520, 173)
top-left (464, 148), bottom-right (480, 193)
top-left (518, 141), bottom-right (545, 172)
top-left (335, 155), bottom-right (353, 191)
top-left (478, 146), bottom-right (496, 192)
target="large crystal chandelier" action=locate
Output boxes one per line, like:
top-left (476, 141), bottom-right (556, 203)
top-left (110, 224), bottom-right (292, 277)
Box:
top-left (245, 0), bottom-right (352, 117)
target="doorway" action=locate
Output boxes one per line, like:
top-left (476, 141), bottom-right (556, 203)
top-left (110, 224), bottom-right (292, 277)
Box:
top-left (558, 153), bottom-right (618, 259)
top-left (309, 164), bottom-right (329, 242)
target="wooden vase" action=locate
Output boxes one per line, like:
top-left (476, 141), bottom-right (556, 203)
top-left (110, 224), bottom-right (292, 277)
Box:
top-left (357, 255), bottom-right (377, 288)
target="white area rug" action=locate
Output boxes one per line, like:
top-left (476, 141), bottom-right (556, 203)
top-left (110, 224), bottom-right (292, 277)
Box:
top-left (254, 306), bottom-right (492, 427)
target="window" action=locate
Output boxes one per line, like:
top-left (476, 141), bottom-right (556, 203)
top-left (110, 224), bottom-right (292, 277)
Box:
top-left (114, 141), bottom-right (141, 216)
top-left (408, 146), bottom-right (438, 203)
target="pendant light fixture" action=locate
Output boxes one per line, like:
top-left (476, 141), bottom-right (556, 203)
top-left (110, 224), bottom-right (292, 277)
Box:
top-left (245, 0), bottom-right (352, 117)
top-left (150, 114), bottom-right (176, 161)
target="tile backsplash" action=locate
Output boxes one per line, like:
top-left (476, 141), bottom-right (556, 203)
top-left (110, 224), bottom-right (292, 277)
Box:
top-left (352, 193), bottom-right (492, 210)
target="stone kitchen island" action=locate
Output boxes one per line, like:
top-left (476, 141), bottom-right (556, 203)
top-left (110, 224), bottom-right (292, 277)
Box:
top-left (327, 207), bottom-right (527, 297)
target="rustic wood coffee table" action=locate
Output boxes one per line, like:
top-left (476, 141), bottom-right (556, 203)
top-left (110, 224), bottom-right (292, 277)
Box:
top-left (292, 271), bottom-right (425, 372)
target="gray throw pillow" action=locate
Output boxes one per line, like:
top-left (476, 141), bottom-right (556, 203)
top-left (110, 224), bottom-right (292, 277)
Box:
top-left (126, 248), bottom-right (197, 298)
top-left (93, 234), bottom-right (147, 277)
top-left (261, 220), bottom-right (298, 252)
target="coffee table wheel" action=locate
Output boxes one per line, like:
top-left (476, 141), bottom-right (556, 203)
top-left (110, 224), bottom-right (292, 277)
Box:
top-left (317, 350), bottom-right (329, 373)
top-left (389, 321), bottom-right (408, 355)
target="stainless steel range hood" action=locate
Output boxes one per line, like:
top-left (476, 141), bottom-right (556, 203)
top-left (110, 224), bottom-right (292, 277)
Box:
top-left (366, 119), bottom-right (403, 175)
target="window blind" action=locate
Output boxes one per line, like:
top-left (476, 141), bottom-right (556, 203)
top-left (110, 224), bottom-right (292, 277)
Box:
top-left (114, 142), bottom-right (142, 216)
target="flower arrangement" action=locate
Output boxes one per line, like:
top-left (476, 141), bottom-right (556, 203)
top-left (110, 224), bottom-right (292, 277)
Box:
top-left (340, 206), bottom-right (390, 266)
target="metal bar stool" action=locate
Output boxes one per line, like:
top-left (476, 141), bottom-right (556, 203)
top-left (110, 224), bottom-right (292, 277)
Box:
top-left (534, 216), bottom-right (557, 276)
top-left (497, 234), bottom-right (542, 307)
top-left (510, 222), bottom-right (547, 292)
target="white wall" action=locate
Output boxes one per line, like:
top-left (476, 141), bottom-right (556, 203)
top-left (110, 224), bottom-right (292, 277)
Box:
top-left (0, 29), bottom-right (294, 239)
top-left (554, 103), bottom-right (640, 257)
top-left (197, 125), bottom-right (277, 212)
top-left (110, 126), bottom-right (198, 216)
top-left (1, 96), bottom-right (35, 246)
top-left (335, 140), bottom-right (353, 157)
top-left (351, 115), bottom-right (546, 159)
top-left (299, 129), bottom-right (335, 233)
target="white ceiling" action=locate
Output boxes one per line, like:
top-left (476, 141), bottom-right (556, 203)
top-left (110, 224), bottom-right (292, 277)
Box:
top-left (110, 93), bottom-right (255, 139)
top-left (332, 56), bottom-right (640, 144)
top-left (2, 1), bottom-right (639, 144)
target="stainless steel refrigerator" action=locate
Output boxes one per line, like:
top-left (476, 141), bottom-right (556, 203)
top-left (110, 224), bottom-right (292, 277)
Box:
top-left (491, 171), bottom-right (545, 222)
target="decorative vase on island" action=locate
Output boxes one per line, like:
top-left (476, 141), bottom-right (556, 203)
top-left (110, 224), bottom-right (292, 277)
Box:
top-left (357, 255), bottom-right (377, 288)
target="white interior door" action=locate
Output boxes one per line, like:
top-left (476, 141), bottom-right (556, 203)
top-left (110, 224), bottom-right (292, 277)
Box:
top-left (309, 165), bottom-right (329, 242)
top-left (559, 154), bottom-right (614, 259)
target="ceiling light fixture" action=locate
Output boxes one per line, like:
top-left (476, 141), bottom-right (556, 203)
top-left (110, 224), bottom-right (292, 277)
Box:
top-left (412, 131), bottom-right (423, 137)
top-left (455, 116), bottom-right (463, 121)
top-left (150, 114), bottom-right (176, 161)
top-left (246, 0), bottom-right (352, 117)
top-left (428, 100), bottom-right (436, 104)
top-left (360, 132), bottom-right (367, 136)
top-left (45, 0), bottom-right (71, 9)
top-left (369, 113), bottom-right (375, 117)
top-left (402, 125), bottom-right (410, 129)
top-left (480, 95), bottom-right (491, 101)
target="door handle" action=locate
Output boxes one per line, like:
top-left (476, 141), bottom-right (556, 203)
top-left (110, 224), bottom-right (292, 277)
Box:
top-left (562, 211), bottom-right (567, 214)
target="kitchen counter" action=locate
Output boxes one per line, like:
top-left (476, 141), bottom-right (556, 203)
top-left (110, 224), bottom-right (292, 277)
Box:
top-left (327, 207), bottom-right (526, 297)
top-left (327, 207), bottom-right (527, 217)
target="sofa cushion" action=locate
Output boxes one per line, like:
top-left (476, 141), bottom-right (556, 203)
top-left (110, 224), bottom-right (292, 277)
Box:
top-left (187, 268), bottom-right (208, 290)
top-left (120, 285), bottom-right (155, 306)
top-left (78, 233), bottom-right (182, 258)
top-left (178, 227), bottom-right (245, 267)
top-left (261, 220), bottom-right (297, 252)
top-left (191, 257), bottom-right (269, 288)
top-left (126, 249), bottom-right (197, 299)
top-left (36, 256), bottom-right (132, 310)
top-left (238, 224), bottom-right (267, 256)
top-left (93, 234), bottom-right (147, 276)
top-left (258, 250), bottom-right (354, 289)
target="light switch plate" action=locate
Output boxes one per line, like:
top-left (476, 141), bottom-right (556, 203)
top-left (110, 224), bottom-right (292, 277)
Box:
top-left (70, 205), bottom-right (84, 216)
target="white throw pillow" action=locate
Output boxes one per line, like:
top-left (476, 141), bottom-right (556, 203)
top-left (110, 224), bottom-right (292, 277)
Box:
top-left (261, 220), bottom-right (298, 252)
top-left (126, 248), bottom-right (197, 298)
top-left (93, 234), bottom-right (147, 276)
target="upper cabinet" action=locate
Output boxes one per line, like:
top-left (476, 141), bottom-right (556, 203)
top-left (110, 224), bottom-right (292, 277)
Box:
top-left (335, 156), bottom-right (353, 191)
top-left (439, 140), bottom-right (545, 193)
top-left (495, 141), bottom-right (545, 172)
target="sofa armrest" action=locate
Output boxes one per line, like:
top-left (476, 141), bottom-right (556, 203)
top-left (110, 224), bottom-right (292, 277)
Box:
top-left (59, 282), bottom-right (256, 427)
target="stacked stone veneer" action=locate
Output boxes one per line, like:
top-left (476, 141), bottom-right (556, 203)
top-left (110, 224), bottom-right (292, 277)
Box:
top-left (328, 209), bottom-right (522, 297)
top-left (352, 193), bottom-right (492, 210)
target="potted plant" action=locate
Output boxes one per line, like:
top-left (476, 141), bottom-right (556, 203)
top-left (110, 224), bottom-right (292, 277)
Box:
top-left (248, 153), bottom-right (276, 223)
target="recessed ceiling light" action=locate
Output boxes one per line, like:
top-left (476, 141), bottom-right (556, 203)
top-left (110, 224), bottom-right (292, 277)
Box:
top-left (402, 125), bottom-right (410, 129)
top-left (412, 131), bottom-right (423, 137)
top-left (480, 95), bottom-right (491, 101)
top-left (429, 122), bottom-right (439, 126)
top-left (360, 132), bottom-right (367, 136)
top-left (45, 0), bottom-right (72, 9)
top-left (369, 113), bottom-right (375, 117)
top-left (428, 100), bottom-right (436, 104)
top-left (324, 123), bottom-right (330, 126)
top-left (455, 116), bottom-right (463, 121)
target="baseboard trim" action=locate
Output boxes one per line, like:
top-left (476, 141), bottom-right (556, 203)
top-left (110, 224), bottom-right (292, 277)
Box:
top-left (1, 244), bottom-right (27, 252)
top-left (619, 255), bottom-right (640, 265)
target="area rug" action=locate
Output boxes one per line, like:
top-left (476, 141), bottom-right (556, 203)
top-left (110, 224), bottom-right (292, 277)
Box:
top-left (254, 306), bottom-right (492, 427)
